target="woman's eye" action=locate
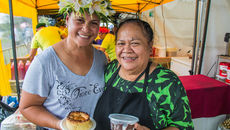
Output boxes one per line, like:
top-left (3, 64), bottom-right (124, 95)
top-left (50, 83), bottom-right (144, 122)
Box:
top-left (131, 42), bottom-right (139, 46)
top-left (76, 19), bottom-right (84, 23)
top-left (116, 42), bottom-right (126, 46)
top-left (91, 22), bottom-right (99, 25)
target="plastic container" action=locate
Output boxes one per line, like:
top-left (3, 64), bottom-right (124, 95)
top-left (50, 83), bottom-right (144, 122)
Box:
top-left (216, 75), bottom-right (226, 83)
top-left (1, 113), bottom-right (36, 130)
top-left (109, 114), bottom-right (139, 130)
top-left (226, 66), bottom-right (230, 83)
top-left (25, 60), bottom-right (31, 73)
top-left (11, 62), bottom-right (15, 80)
top-left (219, 62), bottom-right (229, 77)
top-left (156, 47), bottom-right (166, 57)
top-left (166, 48), bottom-right (177, 57)
top-left (18, 60), bottom-right (25, 80)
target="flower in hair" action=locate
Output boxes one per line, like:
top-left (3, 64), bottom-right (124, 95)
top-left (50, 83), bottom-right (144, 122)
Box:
top-left (58, 0), bottom-right (115, 22)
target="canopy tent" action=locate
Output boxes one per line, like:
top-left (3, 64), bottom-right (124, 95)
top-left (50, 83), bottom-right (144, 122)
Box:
top-left (0, 0), bottom-right (37, 32)
top-left (0, 0), bottom-right (38, 96)
top-left (16, 0), bottom-right (59, 15)
top-left (2, 0), bottom-right (176, 15)
top-left (111, 0), bottom-right (175, 14)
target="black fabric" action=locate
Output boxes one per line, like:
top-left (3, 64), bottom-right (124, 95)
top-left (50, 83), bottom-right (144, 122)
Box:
top-left (94, 62), bottom-right (155, 130)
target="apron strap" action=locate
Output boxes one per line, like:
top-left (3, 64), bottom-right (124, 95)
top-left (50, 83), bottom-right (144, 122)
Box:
top-left (143, 62), bottom-right (151, 93)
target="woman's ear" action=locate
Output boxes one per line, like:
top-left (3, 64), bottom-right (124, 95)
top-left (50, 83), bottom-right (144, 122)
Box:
top-left (149, 41), bottom-right (153, 53)
top-left (66, 15), bottom-right (70, 27)
top-left (149, 41), bottom-right (153, 48)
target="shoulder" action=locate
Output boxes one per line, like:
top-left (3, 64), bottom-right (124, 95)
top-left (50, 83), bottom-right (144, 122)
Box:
top-left (94, 47), bottom-right (105, 56)
top-left (94, 48), bottom-right (107, 60)
top-left (104, 60), bottom-right (118, 82)
top-left (106, 60), bottom-right (118, 69)
top-left (35, 47), bottom-right (56, 65)
top-left (147, 64), bottom-right (188, 103)
top-left (151, 65), bottom-right (181, 84)
top-left (93, 48), bottom-right (108, 65)
top-left (105, 60), bottom-right (118, 73)
top-left (147, 64), bottom-right (184, 94)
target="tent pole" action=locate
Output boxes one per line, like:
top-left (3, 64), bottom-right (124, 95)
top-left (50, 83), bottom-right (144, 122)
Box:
top-left (194, 0), bottom-right (205, 75)
top-left (191, 0), bottom-right (199, 75)
top-left (198, 0), bottom-right (211, 74)
top-left (8, 0), bottom-right (20, 101)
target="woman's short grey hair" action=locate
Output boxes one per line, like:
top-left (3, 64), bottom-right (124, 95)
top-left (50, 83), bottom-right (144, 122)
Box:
top-left (115, 18), bottom-right (154, 43)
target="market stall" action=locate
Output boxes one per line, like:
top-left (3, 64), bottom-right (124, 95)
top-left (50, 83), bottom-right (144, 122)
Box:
top-left (1, 0), bottom-right (230, 129)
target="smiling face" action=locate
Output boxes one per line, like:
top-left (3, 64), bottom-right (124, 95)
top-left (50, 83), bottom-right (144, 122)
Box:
top-left (66, 12), bottom-right (100, 47)
top-left (116, 22), bottom-right (152, 73)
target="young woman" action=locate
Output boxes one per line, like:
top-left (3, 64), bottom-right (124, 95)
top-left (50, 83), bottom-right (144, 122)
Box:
top-left (19, 0), bottom-right (115, 129)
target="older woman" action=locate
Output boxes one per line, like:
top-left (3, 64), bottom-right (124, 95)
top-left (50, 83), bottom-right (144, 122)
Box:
top-left (94, 19), bottom-right (194, 130)
top-left (19, 0), bottom-right (114, 129)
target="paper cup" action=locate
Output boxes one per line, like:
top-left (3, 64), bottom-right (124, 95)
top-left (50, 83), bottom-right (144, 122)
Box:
top-left (109, 114), bottom-right (139, 130)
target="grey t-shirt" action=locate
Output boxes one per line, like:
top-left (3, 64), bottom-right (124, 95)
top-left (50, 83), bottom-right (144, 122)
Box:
top-left (22, 46), bottom-right (107, 120)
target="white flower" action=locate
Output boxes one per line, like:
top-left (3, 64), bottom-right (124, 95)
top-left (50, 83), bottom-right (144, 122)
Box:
top-left (74, 1), bottom-right (81, 12)
top-left (93, 4), bottom-right (101, 12)
top-left (103, 1), bottom-right (108, 8)
top-left (81, 0), bottom-right (92, 7)
top-left (109, 10), bottom-right (116, 15)
top-left (66, 0), bottom-right (74, 2)
top-left (59, 0), bottom-right (115, 21)
top-left (88, 8), bottom-right (94, 15)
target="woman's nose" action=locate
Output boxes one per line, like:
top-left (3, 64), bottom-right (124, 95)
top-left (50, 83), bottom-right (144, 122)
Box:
top-left (123, 44), bottom-right (133, 52)
top-left (82, 23), bottom-right (90, 32)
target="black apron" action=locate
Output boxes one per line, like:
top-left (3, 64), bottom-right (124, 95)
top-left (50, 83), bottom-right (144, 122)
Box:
top-left (94, 62), bottom-right (155, 130)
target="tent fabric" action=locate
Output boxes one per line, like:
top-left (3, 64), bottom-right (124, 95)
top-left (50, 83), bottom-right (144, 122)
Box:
top-left (142, 0), bottom-right (195, 55)
top-left (0, 40), bottom-right (12, 96)
top-left (142, 0), bottom-right (230, 77)
top-left (1, 0), bottom-right (176, 16)
top-left (111, 0), bottom-right (175, 13)
top-left (0, 0), bottom-right (37, 96)
top-left (17, 0), bottom-right (59, 15)
top-left (15, 0), bottom-right (175, 13)
top-left (0, 0), bottom-right (177, 29)
top-left (0, 0), bottom-right (38, 33)
top-left (17, 0), bottom-right (59, 10)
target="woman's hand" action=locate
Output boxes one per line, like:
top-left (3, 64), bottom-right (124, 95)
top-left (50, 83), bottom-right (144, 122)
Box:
top-left (134, 123), bottom-right (150, 130)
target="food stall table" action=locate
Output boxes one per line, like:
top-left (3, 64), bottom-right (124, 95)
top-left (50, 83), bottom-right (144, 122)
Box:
top-left (179, 74), bottom-right (230, 130)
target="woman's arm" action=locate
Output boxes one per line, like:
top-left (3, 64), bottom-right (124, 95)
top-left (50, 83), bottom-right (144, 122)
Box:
top-left (19, 90), bottom-right (61, 129)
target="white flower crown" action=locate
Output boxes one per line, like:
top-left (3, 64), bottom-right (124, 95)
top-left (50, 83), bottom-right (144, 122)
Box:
top-left (58, 0), bottom-right (116, 22)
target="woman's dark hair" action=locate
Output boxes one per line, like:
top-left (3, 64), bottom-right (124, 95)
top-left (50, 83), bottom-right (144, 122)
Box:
top-left (115, 19), bottom-right (154, 43)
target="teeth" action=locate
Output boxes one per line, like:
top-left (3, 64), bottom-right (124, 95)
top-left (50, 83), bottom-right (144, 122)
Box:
top-left (123, 57), bottom-right (136, 60)
top-left (79, 34), bottom-right (89, 38)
